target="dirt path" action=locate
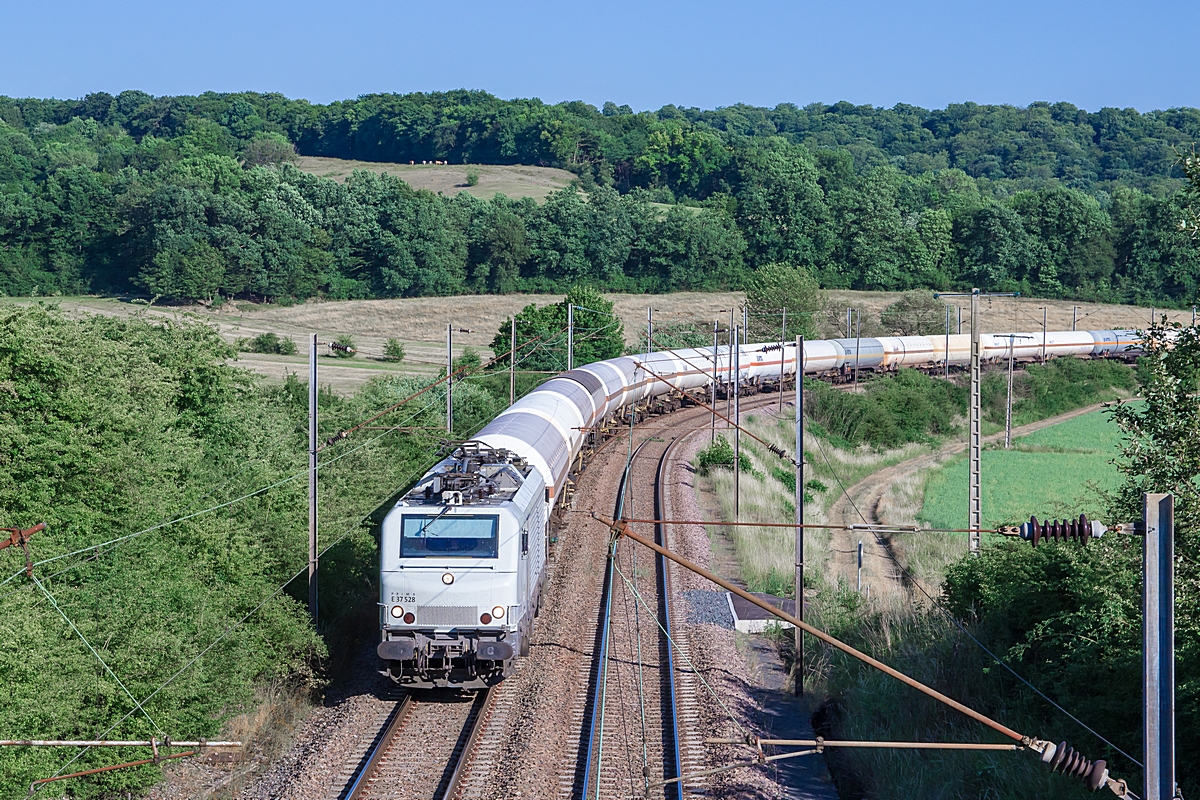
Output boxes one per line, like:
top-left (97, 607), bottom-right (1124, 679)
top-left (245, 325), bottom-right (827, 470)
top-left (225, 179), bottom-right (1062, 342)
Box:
top-left (824, 402), bottom-right (1111, 595)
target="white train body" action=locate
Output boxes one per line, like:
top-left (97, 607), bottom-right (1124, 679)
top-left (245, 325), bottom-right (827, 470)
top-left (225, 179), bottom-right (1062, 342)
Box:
top-left (378, 325), bottom-right (1144, 687)
top-left (378, 444), bottom-right (547, 689)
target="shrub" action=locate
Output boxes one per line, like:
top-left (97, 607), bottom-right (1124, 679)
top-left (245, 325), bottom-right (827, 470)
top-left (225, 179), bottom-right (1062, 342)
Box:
top-left (879, 290), bottom-right (948, 336)
top-left (383, 338), bottom-right (406, 362)
top-left (331, 334), bottom-right (356, 358)
top-left (982, 357), bottom-right (1135, 426)
top-left (805, 370), bottom-right (966, 449)
top-left (239, 331), bottom-right (297, 355)
top-left (453, 346), bottom-right (482, 373)
top-left (696, 437), bottom-right (736, 475)
top-left (465, 168), bottom-right (479, 187)
top-left (695, 436), bottom-right (755, 475)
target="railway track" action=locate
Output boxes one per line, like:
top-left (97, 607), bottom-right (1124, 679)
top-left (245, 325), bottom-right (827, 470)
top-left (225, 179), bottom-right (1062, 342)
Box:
top-left (336, 393), bottom-right (780, 800)
top-left (341, 689), bottom-right (492, 800)
top-left (579, 395), bottom-right (776, 800)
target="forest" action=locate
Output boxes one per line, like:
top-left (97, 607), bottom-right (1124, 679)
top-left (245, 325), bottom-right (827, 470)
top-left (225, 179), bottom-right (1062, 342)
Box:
top-left (1, 90), bottom-right (1199, 305)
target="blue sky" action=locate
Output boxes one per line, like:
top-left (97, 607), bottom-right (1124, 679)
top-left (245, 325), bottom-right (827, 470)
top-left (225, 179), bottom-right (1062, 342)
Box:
top-left (2, 0), bottom-right (1196, 112)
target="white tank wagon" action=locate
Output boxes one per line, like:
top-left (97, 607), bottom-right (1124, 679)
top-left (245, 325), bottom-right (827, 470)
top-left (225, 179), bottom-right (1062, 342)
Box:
top-left (377, 326), bottom-right (1146, 687)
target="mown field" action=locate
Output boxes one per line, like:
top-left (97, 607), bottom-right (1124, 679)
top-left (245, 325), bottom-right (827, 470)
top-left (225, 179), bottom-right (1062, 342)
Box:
top-left (10, 291), bottom-right (1179, 396)
top-left (918, 410), bottom-right (1124, 532)
top-left (294, 156), bottom-right (577, 201)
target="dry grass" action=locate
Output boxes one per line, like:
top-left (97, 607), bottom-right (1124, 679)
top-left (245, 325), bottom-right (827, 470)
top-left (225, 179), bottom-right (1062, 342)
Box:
top-left (696, 408), bottom-right (927, 596)
top-left (824, 289), bottom-right (1187, 335)
top-left (9, 289), bottom-right (1182, 395)
top-left (294, 157), bottom-right (577, 202)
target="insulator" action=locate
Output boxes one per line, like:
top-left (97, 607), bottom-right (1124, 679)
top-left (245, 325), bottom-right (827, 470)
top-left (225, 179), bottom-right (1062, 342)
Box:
top-left (1040, 740), bottom-right (1108, 791)
top-left (1019, 514), bottom-right (1103, 548)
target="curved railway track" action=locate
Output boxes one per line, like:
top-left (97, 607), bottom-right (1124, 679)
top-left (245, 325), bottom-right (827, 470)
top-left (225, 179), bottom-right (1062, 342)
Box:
top-left (336, 391), bottom-right (781, 800)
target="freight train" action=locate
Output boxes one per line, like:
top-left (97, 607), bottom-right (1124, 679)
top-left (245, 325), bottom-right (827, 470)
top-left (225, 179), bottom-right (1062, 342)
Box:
top-left (377, 327), bottom-right (1142, 688)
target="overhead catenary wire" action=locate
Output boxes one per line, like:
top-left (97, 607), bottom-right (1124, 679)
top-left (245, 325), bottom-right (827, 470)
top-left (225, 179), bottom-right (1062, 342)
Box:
top-left (320, 324), bottom-right (569, 448)
top-left (31, 574), bottom-right (166, 739)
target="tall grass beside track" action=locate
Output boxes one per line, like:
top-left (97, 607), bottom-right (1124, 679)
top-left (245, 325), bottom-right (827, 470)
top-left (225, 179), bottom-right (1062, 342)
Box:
top-left (694, 363), bottom-right (1139, 799)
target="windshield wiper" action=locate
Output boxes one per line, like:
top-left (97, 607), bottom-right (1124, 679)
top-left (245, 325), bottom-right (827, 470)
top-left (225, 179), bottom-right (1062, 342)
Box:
top-left (415, 505), bottom-right (452, 538)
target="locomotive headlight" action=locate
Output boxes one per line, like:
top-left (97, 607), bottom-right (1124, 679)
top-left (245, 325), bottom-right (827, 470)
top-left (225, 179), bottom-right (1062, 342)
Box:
top-left (491, 606), bottom-right (505, 619)
top-left (390, 605), bottom-right (405, 619)
top-left (441, 572), bottom-right (454, 585)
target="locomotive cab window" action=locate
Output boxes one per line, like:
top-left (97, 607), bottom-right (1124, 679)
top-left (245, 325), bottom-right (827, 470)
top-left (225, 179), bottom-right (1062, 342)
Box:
top-left (400, 514), bottom-right (500, 558)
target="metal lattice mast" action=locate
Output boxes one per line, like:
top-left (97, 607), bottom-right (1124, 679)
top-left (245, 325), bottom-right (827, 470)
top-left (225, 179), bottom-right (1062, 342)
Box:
top-left (567, 303), bottom-right (574, 371)
top-left (794, 334), bottom-right (804, 696)
top-left (308, 333), bottom-right (318, 625)
top-left (969, 289), bottom-right (981, 552)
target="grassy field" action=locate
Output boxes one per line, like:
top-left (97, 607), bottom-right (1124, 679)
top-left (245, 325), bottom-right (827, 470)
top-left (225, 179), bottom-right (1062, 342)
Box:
top-left (7, 290), bottom-right (1182, 395)
top-left (294, 156), bottom-right (577, 202)
top-left (918, 410), bottom-right (1124, 532)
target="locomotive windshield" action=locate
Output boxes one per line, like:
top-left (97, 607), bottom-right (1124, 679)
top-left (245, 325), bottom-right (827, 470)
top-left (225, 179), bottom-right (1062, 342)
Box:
top-left (400, 514), bottom-right (499, 558)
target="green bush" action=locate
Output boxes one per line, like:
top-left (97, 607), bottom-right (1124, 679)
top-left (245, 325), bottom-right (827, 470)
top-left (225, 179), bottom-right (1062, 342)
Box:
top-left (331, 334), bottom-right (356, 358)
top-left (0, 304), bottom-right (468, 797)
top-left (453, 346), bottom-right (482, 373)
top-left (239, 331), bottom-right (297, 355)
top-left (805, 370), bottom-right (966, 449)
top-left (696, 436), bottom-right (754, 475)
top-left (696, 437), bottom-right (736, 475)
top-left (982, 357), bottom-right (1135, 426)
top-left (383, 338), bottom-right (406, 362)
top-left (465, 168), bottom-right (479, 187)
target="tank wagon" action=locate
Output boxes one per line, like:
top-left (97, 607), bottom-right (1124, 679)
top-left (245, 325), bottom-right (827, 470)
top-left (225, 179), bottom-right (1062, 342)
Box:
top-left (378, 327), bottom-right (1143, 687)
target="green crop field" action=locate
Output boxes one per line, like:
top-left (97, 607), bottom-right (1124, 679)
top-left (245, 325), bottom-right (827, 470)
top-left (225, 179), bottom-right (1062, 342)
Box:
top-left (918, 411), bottom-right (1125, 532)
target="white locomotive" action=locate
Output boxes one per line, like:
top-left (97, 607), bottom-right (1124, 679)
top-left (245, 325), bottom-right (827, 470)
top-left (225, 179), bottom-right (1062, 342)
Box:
top-left (378, 443), bottom-right (547, 689)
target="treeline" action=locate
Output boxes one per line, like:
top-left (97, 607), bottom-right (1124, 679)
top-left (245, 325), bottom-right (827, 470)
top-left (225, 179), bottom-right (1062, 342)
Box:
top-left (1, 90), bottom-right (1198, 305)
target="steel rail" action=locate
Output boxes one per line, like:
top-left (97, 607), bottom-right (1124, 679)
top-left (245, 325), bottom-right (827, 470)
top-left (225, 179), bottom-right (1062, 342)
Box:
top-left (653, 437), bottom-right (684, 800)
top-left (580, 435), bottom-right (651, 800)
top-left (440, 688), bottom-right (496, 800)
top-left (344, 694), bottom-right (415, 800)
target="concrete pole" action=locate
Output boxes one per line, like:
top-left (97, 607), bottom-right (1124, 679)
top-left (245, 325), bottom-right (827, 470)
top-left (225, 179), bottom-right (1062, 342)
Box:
top-left (846, 307), bottom-right (852, 339)
top-left (794, 333), bottom-right (804, 697)
top-left (509, 317), bottom-right (516, 406)
top-left (1041, 307), bottom-right (1047, 364)
top-left (957, 306), bottom-right (963, 334)
top-left (969, 289), bottom-right (982, 553)
top-left (1192, 306), bottom-right (1196, 326)
top-left (1005, 335), bottom-right (1015, 449)
top-left (446, 323), bottom-right (453, 433)
top-left (853, 311), bottom-right (861, 392)
top-left (779, 307), bottom-right (786, 413)
top-left (944, 304), bottom-right (951, 379)
top-left (567, 304), bottom-right (574, 371)
top-left (711, 320), bottom-right (719, 443)
top-left (308, 334), bottom-right (318, 626)
top-left (1144, 493), bottom-right (1176, 800)
top-left (647, 306), bottom-right (653, 356)
top-left (743, 305), bottom-right (748, 343)
top-left (856, 541), bottom-right (863, 592)
top-left (727, 308), bottom-right (734, 427)
top-left (733, 327), bottom-right (740, 522)
top-left (1072, 305), bottom-right (1078, 332)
